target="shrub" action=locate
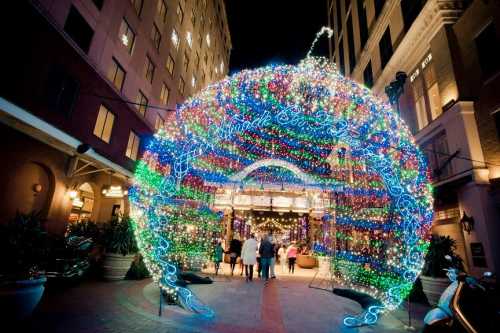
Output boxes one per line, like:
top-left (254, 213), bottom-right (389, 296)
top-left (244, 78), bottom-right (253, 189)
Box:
top-left (422, 235), bottom-right (463, 278)
top-left (0, 212), bottom-right (50, 280)
top-left (101, 216), bottom-right (138, 256)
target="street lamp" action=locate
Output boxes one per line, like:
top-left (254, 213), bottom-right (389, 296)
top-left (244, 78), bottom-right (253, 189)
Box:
top-left (385, 71), bottom-right (407, 115)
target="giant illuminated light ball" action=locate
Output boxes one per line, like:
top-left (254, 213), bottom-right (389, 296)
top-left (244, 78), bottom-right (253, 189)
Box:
top-left (130, 57), bottom-right (433, 325)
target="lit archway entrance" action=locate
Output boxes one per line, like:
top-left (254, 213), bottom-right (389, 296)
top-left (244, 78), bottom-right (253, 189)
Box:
top-left (130, 57), bottom-right (433, 326)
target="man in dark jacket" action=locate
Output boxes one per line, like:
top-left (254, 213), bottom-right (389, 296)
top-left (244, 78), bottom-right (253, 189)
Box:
top-left (228, 237), bottom-right (242, 275)
top-left (259, 234), bottom-right (274, 281)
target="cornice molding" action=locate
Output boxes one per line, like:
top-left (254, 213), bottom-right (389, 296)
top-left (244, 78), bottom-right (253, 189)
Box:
top-left (352, 0), bottom-right (464, 95)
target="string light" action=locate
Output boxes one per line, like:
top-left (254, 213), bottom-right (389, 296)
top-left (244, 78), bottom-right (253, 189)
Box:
top-left (130, 55), bottom-right (433, 325)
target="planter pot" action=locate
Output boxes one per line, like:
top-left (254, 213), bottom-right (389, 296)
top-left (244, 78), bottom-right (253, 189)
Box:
top-left (297, 254), bottom-right (318, 268)
top-left (0, 276), bottom-right (47, 319)
top-left (420, 275), bottom-right (450, 306)
top-left (102, 253), bottom-right (135, 281)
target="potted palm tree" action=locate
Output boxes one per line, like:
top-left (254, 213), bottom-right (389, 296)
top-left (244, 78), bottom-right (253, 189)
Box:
top-left (420, 235), bottom-right (463, 305)
top-left (101, 216), bottom-right (138, 280)
top-left (0, 212), bottom-right (50, 319)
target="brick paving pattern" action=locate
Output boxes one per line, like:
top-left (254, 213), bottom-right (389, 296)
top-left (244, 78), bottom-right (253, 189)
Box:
top-left (14, 273), bottom-right (429, 333)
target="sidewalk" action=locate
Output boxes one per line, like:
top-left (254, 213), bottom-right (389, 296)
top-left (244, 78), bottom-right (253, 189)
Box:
top-left (17, 272), bottom-right (429, 333)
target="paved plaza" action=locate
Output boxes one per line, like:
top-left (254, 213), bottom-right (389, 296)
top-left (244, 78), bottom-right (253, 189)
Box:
top-left (17, 264), bottom-right (429, 333)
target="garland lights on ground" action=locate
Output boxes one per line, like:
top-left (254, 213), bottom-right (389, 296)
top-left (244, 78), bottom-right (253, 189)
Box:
top-left (130, 54), bottom-right (433, 325)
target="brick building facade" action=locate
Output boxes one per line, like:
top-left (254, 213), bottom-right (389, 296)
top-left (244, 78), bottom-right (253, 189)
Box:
top-left (0, 0), bottom-right (231, 233)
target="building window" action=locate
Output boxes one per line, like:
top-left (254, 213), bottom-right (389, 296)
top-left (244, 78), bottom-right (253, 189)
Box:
top-left (186, 31), bottom-right (192, 48)
top-left (206, 33), bottom-right (211, 47)
top-left (93, 104), bottom-right (114, 143)
top-left (64, 6), bottom-right (94, 53)
top-left (374, 0), bottom-right (386, 19)
top-left (92, 0), bottom-right (104, 10)
top-left (166, 54), bottom-right (175, 75)
top-left (412, 70), bottom-right (427, 130)
top-left (475, 22), bottom-right (500, 79)
top-left (191, 8), bottom-right (196, 26)
top-left (357, 0), bottom-right (368, 49)
top-left (160, 82), bottom-right (169, 105)
top-left (46, 65), bottom-right (80, 115)
top-left (130, 0), bottom-right (143, 16)
top-left (338, 38), bottom-right (345, 75)
top-left (379, 27), bottom-right (392, 69)
top-left (136, 90), bottom-right (148, 116)
top-left (179, 76), bottom-right (185, 94)
top-left (494, 111), bottom-right (500, 140)
top-left (155, 114), bottom-right (165, 131)
top-left (107, 58), bottom-right (126, 91)
top-left (119, 19), bottom-right (135, 54)
top-left (401, 0), bottom-right (425, 32)
top-left (200, 13), bottom-right (205, 28)
top-left (197, 32), bottom-right (203, 47)
top-left (125, 131), bottom-right (140, 160)
top-left (152, 23), bottom-right (161, 51)
top-left (195, 51), bottom-right (200, 68)
top-left (363, 61), bottom-right (373, 88)
top-left (424, 63), bottom-right (442, 120)
top-left (411, 54), bottom-right (442, 131)
top-left (336, 0), bottom-right (342, 34)
top-left (144, 56), bottom-right (155, 83)
top-left (347, 14), bottom-right (356, 74)
top-left (157, 0), bottom-right (167, 23)
top-left (422, 132), bottom-right (452, 181)
top-left (176, 4), bottom-right (184, 24)
top-left (171, 29), bottom-right (179, 49)
top-left (183, 51), bottom-right (190, 72)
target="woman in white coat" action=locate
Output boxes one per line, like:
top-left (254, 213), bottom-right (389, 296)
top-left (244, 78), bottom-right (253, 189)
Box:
top-left (241, 233), bottom-right (258, 281)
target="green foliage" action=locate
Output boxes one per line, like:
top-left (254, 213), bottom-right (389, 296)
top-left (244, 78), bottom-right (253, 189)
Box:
top-left (101, 216), bottom-right (138, 256)
top-left (66, 220), bottom-right (101, 241)
top-left (0, 212), bottom-right (50, 280)
top-left (126, 254), bottom-right (150, 280)
top-left (422, 235), bottom-right (463, 278)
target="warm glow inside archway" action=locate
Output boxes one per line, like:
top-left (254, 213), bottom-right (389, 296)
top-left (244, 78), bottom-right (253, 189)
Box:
top-left (130, 57), bottom-right (433, 326)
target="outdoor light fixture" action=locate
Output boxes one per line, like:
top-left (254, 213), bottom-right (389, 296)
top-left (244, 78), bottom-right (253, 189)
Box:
top-left (33, 184), bottom-right (43, 193)
top-left (68, 189), bottom-right (78, 199)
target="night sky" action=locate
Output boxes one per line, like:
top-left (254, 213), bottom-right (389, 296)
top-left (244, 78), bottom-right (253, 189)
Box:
top-left (224, 0), bottom-right (330, 73)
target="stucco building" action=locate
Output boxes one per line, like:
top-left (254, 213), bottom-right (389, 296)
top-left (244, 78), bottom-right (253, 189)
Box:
top-left (328, 0), bottom-right (500, 274)
top-left (0, 0), bottom-right (231, 234)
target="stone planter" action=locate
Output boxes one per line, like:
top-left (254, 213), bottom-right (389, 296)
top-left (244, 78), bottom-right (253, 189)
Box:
top-left (420, 275), bottom-right (450, 306)
top-left (0, 276), bottom-right (47, 319)
top-left (102, 253), bottom-right (135, 281)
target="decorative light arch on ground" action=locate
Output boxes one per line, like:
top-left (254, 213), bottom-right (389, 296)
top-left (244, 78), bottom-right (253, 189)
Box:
top-left (130, 57), bottom-right (433, 326)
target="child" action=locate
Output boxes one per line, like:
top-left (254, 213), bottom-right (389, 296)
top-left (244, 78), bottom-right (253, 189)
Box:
top-left (214, 242), bottom-right (223, 275)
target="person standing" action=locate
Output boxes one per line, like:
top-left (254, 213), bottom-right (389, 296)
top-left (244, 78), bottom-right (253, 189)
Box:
top-left (278, 244), bottom-right (287, 273)
top-left (241, 234), bottom-right (258, 281)
top-left (259, 234), bottom-right (274, 282)
top-left (287, 242), bottom-right (298, 274)
top-left (256, 238), bottom-right (262, 278)
top-left (269, 237), bottom-right (277, 279)
top-left (227, 236), bottom-right (242, 276)
top-left (213, 242), bottom-right (223, 275)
